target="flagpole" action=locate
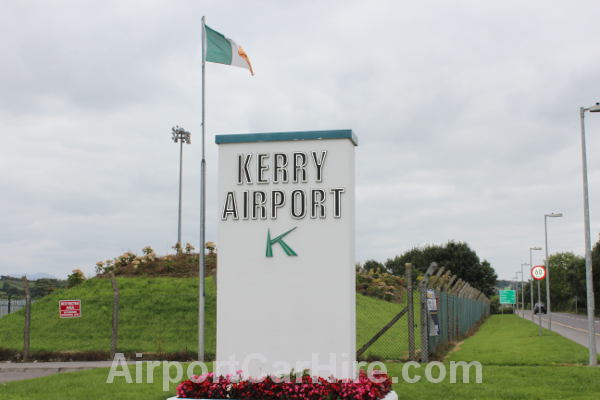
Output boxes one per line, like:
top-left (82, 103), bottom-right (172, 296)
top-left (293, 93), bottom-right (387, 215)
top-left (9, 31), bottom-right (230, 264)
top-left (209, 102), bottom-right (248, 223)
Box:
top-left (198, 15), bottom-right (206, 362)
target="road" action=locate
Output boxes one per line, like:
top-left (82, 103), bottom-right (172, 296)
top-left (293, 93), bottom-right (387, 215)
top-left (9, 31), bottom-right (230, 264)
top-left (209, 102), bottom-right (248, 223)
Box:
top-left (517, 310), bottom-right (600, 350)
top-left (0, 361), bottom-right (114, 383)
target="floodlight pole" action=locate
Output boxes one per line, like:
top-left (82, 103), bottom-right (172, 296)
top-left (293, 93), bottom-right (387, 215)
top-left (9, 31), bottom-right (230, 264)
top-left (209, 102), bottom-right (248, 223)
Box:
top-left (172, 126), bottom-right (191, 248)
top-left (579, 105), bottom-right (599, 366)
top-left (179, 137), bottom-right (183, 245)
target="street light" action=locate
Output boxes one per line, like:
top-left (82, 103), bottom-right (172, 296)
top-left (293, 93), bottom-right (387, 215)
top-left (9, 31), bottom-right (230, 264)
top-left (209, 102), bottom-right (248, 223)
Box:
top-left (172, 126), bottom-right (191, 248)
top-left (516, 271), bottom-right (523, 310)
top-left (521, 263), bottom-right (529, 314)
top-left (529, 247), bottom-right (542, 324)
top-left (513, 274), bottom-right (519, 312)
top-left (579, 103), bottom-right (600, 366)
top-left (544, 212), bottom-right (563, 331)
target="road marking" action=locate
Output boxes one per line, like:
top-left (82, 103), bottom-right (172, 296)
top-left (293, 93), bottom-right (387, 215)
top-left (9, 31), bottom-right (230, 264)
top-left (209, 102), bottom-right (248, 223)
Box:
top-left (540, 316), bottom-right (600, 337)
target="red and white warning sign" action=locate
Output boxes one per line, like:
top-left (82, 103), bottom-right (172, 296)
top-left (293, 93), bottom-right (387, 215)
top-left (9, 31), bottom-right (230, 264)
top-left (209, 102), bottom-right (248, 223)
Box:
top-left (59, 300), bottom-right (81, 318)
top-left (531, 265), bottom-right (546, 281)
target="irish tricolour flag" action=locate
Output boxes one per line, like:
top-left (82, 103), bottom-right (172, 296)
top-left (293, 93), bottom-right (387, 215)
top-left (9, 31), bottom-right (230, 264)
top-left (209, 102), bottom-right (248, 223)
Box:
top-left (205, 24), bottom-right (254, 76)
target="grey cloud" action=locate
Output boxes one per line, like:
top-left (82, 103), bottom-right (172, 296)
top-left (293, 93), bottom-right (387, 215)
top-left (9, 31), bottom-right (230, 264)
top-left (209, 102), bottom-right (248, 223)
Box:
top-left (2, 0), bottom-right (600, 280)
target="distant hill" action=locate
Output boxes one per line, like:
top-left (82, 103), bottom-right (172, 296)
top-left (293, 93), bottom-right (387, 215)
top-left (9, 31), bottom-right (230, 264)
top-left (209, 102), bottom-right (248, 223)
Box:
top-left (27, 272), bottom-right (58, 280)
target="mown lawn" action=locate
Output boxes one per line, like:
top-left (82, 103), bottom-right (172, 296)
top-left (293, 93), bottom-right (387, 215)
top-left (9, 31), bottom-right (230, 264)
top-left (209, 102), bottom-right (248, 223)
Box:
top-left (0, 363), bottom-right (190, 400)
top-left (389, 364), bottom-right (600, 400)
top-left (2, 362), bottom-right (599, 400)
top-left (0, 276), bottom-right (414, 360)
top-left (387, 315), bottom-right (600, 399)
top-left (446, 314), bottom-right (590, 365)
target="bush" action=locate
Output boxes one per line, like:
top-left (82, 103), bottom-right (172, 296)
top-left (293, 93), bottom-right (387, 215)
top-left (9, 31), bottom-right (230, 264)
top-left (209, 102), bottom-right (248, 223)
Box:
top-left (356, 267), bottom-right (404, 303)
top-left (67, 269), bottom-right (85, 288)
top-left (93, 245), bottom-right (217, 278)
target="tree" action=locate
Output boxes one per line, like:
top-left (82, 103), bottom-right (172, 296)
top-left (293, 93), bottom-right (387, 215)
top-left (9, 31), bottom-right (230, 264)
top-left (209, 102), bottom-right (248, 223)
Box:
top-left (205, 241), bottom-right (217, 254)
top-left (385, 241), bottom-right (497, 296)
top-left (547, 252), bottom-right (585, 311)
top-left (588, 240), bottom-right (600, 309)
top-left (67, 270), bottom-right (85, 288)
top-left (362, 259), bottom-right (385, 272)
top-left (2, 280), bottom-right (23, 298)
top-left (30, 279), bottom-right (62, 298)
top-left (477, 260), bottom-right (497, 297)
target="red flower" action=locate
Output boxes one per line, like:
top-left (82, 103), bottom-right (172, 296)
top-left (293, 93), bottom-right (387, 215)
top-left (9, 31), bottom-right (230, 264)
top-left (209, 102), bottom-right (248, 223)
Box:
top-left (175, 369), bottom-right (392, 400)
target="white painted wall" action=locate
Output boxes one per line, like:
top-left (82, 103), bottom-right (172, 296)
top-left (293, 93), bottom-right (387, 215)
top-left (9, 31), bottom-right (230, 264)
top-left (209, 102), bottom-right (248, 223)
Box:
top-left (215, 136), bottom-right (356, 378)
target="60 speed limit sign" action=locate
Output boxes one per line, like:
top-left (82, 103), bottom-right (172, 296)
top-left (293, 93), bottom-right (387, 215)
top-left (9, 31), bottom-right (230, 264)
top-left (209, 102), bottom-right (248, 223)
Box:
top-left (531, 265), bottom-right (546, 280)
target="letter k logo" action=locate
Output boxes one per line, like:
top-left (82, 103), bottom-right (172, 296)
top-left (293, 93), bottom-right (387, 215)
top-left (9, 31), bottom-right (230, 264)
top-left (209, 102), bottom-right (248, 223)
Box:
top-left (265, 227), bottom-right (298, 257)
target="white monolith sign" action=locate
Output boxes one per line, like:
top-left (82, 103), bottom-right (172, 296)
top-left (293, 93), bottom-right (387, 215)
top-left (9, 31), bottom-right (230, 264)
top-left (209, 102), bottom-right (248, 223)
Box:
top-left (215, 129), bottom-right (357, 378)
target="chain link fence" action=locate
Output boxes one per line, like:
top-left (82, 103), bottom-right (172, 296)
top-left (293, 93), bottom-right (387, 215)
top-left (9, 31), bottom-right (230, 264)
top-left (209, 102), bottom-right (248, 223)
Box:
top-left (419, 263), bottom-right (491, 361)
top-left (0, 299), bottom-right (27, 318)
top-left (356, 263), bottom-right (490, 362)
top-left (3, 265), bottom-right (489, 362)
top-left (356, 264), bottom-right (420, 361)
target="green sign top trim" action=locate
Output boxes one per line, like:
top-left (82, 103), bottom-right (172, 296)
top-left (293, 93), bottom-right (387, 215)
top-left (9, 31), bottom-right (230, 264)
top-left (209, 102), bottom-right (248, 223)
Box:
top-left (215, 129), bottom-right (358, 146)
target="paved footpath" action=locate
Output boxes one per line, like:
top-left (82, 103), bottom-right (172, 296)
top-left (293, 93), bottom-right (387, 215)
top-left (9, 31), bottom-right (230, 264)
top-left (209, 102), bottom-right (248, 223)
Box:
top-left (0, 361), bottom-right (114, 383)
top-left (516, 310), bottom-right (600, 350)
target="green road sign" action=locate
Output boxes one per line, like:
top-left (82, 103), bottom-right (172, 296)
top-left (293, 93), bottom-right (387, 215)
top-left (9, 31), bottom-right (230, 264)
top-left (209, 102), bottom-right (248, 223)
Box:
top-left (499, 289), bottom-right (516, 305)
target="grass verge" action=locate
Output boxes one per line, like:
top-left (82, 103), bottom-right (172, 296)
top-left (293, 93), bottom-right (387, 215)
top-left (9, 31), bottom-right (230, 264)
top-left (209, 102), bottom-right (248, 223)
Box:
top-left (446, 314), bottom-right (589, 365)
top-left (2, 315), bottom-right (599, 399)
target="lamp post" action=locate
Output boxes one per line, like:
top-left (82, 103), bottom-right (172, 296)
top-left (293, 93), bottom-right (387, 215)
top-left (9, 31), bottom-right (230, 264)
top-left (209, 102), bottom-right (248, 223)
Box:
top-left (514, 274), bottom-right (520, 312)
top-left (521, 263), bottom-right (529, 314)
top-left (516, 271), bottom-right (523, 311)
top-left (579, 103), bottom-right (600, 366)
top-left (544, 212), bottom-right (562, 331)
top-left (529, 247), bottom-right (542, 321)
top-left (171, 126), bottom-right (191, 248)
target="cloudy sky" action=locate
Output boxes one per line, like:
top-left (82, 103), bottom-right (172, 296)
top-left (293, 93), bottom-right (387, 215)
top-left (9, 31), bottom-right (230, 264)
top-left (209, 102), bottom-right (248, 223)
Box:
top-left (2, 0), bottom-right (600, 280)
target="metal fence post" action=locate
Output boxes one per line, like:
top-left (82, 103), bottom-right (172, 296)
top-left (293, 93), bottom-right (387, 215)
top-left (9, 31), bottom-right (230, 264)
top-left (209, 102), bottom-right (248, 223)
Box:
top-left (110, 272), bottom-right (119, 359)
top-left (419, 282), bottom-right (428, 362)
top-left (419, 263), bottom-right (438, 362)
top-left (22, 277), bottom-right (31, 361)
top-left (406, 263), bottom-right (415, 361)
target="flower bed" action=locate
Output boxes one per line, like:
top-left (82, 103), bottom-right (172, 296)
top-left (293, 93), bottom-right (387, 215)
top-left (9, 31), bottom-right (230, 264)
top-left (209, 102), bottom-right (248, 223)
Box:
top-left (170, 370), bottom-right (394, 400)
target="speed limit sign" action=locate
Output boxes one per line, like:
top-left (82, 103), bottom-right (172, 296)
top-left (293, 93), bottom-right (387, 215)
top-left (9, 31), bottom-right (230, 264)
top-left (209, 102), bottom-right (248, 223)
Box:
top-left (531, 265), bottom-right (546, 280)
